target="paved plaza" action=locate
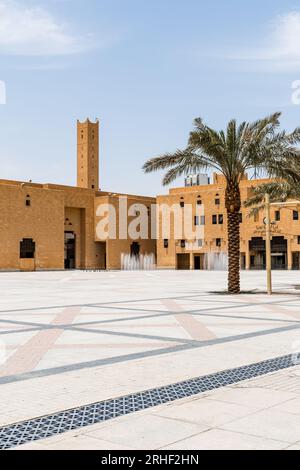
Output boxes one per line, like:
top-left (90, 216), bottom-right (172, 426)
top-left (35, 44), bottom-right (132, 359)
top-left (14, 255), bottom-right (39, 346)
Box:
top-left (0, 270), bottom-right (300, 449)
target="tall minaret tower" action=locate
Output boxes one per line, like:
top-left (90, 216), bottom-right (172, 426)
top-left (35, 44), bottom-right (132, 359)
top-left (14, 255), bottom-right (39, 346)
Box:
top-left (77, 118), bottom-right (99, 190)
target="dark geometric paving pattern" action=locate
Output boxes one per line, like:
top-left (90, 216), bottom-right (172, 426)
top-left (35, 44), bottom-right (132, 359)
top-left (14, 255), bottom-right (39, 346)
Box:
top-left (0, 353), bottom-right (297, 449)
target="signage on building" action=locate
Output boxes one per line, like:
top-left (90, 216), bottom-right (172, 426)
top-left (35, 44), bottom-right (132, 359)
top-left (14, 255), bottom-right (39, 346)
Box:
top-left (254, 224), bottom-right (282, 235)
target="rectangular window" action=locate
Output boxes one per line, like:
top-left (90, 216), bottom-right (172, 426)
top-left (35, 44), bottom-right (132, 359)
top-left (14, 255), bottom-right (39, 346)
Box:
top-left (212, 215), bottom-right (217, 225)
top-left (197, 200), bottom-right (202, 206)
top-left (216, 238), bottom-right (221, 247)
top-left (180, 240), bottom-right (186, 248)
top-left (218, 214), bottom-right (224, 225)
top-left (200, 215), bottom-right (205, 225)
top-left (275, 211), bottom-right (280, 221)
top-left (293, 211), bottom-right (299, 221)
top-left (180, 201), bottom-right (185, 208)
top-left (20, 238), bottom-right (35, 259)
top-left (239, 213), bottom-right (243, 223)
top-left (164, 239), bottom-right (169, 248)
top-left (194, 216), bottom-right (199, 226)
top-left (215, 198), bottom-right (220, 205)
top-left (197, 239), bottom-right (203, 248)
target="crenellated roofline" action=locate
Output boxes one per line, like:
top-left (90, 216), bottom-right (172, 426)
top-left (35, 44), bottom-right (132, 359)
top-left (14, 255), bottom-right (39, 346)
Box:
top-left (77, 118), bottom-right (99, 125)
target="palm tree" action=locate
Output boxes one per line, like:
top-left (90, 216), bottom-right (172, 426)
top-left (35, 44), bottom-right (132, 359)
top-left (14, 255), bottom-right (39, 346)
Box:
top-left (245, 180), bottom-right (300, 212)
top-left (143, 112), bottom-right (300, 294)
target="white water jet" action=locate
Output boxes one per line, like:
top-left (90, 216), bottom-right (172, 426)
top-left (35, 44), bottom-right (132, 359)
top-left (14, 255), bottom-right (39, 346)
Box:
top-left (204, 252), bottom-right (228, 271)
top-left (121, 253), bottom-right (156, 271)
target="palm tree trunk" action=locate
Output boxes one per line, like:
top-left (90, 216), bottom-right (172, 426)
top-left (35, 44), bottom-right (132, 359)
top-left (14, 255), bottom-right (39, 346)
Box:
top-left (225, 182), bottom-right (241, 294)
top-left (227, 211), bottom-right (240, 293)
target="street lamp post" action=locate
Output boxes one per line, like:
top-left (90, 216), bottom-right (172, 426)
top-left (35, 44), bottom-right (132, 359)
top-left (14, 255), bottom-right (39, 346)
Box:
top-left (265, 194), bottom-right (272, 295)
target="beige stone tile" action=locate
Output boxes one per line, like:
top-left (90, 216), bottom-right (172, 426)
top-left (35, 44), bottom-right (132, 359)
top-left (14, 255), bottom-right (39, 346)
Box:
top-left (162, 429), bottom-right (287, 450)
top-left (16, 442), bottom-right (49, 450)
top-left (271, 397), bottom-right (300, 415)
top-left (47, 435), bottom-right (134, 450)
top-left (153, 397), bottom-right (254, 427)
top-left (206, 386), bottom-right (297, 409)
top-left (286, 443), bottom-right (300, 450)
top-left (84, 414), bottom-right (206, 449)
top-left (222, 408), bottom-right (300, 443)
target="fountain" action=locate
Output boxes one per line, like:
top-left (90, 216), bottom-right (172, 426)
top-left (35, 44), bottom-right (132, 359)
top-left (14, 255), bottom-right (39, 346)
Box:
top-left (204, 252), bottom-right (228, 271)
top-left (121, 253), bottom-right (156, 271)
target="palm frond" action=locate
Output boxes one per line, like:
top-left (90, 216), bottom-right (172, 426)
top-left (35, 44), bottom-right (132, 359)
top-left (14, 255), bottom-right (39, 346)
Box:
top-left (143, 111), bottom-right (300, 194)
top-left (244, 181), bottom-right (300, 208)
top-left (142, 149), bottom-right (190, 173)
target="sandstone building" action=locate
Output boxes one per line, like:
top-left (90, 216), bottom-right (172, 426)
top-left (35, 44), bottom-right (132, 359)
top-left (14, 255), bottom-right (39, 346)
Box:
top-left (0, 119), bottom-right (156, 271)
top-left (156, 173), bottom-right (300, 271)
top-left (1, 120), bottom-right (300, 272)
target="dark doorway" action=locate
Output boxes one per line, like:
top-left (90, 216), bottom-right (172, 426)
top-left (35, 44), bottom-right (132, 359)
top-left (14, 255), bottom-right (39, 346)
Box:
top-left (131, 242), bottom-right (140, 257)
top-left (249, 237), bottom-right (266, 269)
top-left (194, 255), bottom-right (201, 270)
top-left (177, 254), bottom-right (190, 270)
top-left (249, 236), bottom-right (287, 270)
top-left (271, 254), bottom-right (286, 270)
top-left (293, 252), bottom-right (300, 270)
top-left (65, 232), bottom-right (76, 269)
top-left (271, 236), bottom-right (287, 270)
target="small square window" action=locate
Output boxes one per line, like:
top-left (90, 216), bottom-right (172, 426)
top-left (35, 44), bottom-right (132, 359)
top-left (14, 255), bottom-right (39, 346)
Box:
top-left (218, 214), bottom-right (224, 224)
top-left (212, 215), bottom-right (217, 225)
top-left (164, 239), bottom-right (169, 248)
top-left (20, 238), bottom-right (35, 259)
top-left (180, 201), bottom-right (185, 208)
top-left (216, 238), bottom-right (221, 247)
top-left (215, 198), bottom-right (220, 205)
top-left (293, 211), bottom-right (299, 221)
top-left (26, 199), bottom-right (31, 207)
top-left (194, 216), bottom-right (199, 226)
top-left (197, 200), bottom-right (202, 206)
top-left (275, 211), bottom-right (280, 221)
top-left (180, 240), bottom-right (186, 248)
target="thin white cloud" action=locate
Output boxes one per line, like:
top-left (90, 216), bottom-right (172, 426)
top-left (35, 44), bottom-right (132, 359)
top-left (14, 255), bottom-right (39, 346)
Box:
top-left (267, 12), bottom-right (300, 61)
top-left (0, 0), bottom-right (96, 55)
top-left (231, 11), bottom-right (300, 71)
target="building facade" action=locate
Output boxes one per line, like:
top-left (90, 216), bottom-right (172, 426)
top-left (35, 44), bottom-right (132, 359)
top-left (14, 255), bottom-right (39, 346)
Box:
top-left (156, 173), bottom-right (300, 271)
top-left (1, 120), bottom-right (300, 272)
top-left (0, 119), bottom-right (156, 271)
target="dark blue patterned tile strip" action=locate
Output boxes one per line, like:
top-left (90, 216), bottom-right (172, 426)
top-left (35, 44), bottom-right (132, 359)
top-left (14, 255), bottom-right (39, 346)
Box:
top-left (0, 353), bottom-right (297, 449)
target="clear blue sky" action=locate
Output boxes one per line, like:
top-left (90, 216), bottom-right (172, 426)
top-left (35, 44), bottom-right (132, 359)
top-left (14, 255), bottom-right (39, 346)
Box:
top-left (1, 0), bottom-right (300, 196)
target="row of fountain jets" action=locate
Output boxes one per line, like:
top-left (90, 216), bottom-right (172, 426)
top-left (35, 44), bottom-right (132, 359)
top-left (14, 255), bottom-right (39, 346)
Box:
top-left (121, 253), bottom-right (228, 271)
